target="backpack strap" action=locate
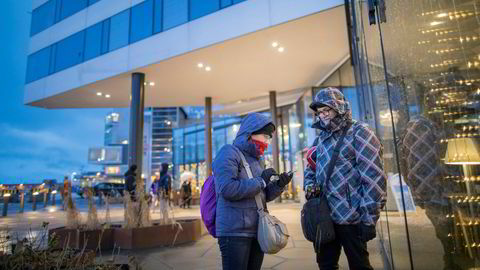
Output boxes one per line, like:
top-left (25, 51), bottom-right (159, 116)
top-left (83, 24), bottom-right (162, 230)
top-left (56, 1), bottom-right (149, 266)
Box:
top-left (323, 122), bottom-right (351, 196)
top-left (233, 145), bottom-right (265, 211)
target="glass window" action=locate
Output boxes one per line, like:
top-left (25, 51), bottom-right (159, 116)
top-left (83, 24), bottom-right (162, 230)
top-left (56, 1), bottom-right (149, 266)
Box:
top-left (197, 131), bottom-right (205, 161)
top-left (190, 0), bottom-right (219, 20)
top-left (109, 10), bottom-right (130, 51)
top-left (30, 0), bottom-right (56, 36)
top-left (84, 22), bottom-right (103, 61)
top-left (49, 44), bottom-right (56, 74)
top-left (185, 133), bottom-right (196, 163)
top-left (163, 0), bottom-right (188, 30)
top-left (59, 0), bottom-right (88, 20)
top-left (342, 87), bottom-right (360, 121)
top-left (26, 47), bottom-right (51, 83)
top-left (88, 0), bottom-right (101, 5)
top-left (130, 0), bottom-right (154, 43)
top-left (221, 0), bottom-right (232, 8)
top-left (233, 0), bottom-right (245, 4)
top-left (54, 31), bottom-right (85, 72)
top-left (153, 0), bottom-right (163, 33)
top-left (213, 128), bottom-right (226, 158)
top-left (101, 19), bottom-right (110, 54)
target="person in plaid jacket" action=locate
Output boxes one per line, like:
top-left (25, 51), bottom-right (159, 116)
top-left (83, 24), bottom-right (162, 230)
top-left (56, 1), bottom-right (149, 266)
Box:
top-left (304, 87), bottom-right (387, 270)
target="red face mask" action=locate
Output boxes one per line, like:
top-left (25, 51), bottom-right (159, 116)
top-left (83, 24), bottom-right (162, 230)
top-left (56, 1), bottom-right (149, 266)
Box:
top-left (252, 139), bottom-right (269, 156)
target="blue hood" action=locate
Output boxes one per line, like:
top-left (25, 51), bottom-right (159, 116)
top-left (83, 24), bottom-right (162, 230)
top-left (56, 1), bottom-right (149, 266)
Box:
top-left (233, 113), bottom-right (274, 158)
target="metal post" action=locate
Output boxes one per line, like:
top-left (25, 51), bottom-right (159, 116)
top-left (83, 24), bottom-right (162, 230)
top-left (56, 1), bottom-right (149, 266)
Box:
top-left (269, 91), bottom-right (282, 203)
top-left (43, 191), bottom-right (48, 208)
top-left (32, 192), bottom-right (38, 211)
top-left (2, 194), bottom-right (10, 217)
top-left (52, 191), bottom-right (56, 206)
top-left (269, 91), bottom-right (280, 173)
top-left (205, 97), bottom-right (213, 176)
top-left (19, 191), bottom-right (24, 213)
top-left (129, 72), bottom-right (146, 183)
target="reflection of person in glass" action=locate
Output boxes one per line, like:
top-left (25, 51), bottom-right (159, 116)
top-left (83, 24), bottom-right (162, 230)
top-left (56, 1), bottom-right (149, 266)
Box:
top-left (398, 85), bottom-right (461, 270)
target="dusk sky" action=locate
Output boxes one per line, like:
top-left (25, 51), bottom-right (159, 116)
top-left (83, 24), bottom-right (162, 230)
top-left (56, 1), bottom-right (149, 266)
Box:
top-left (0, 1), bottom-right (109, 183)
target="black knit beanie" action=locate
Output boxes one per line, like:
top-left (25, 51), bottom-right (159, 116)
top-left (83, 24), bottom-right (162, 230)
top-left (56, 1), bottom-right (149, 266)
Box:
top-left (252, 123), bottom-right (275, 137)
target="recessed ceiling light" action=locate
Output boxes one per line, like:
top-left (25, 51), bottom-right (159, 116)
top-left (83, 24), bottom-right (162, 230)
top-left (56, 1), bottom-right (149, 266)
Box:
top-left (272, 42), bottom-right (279, 48)
top-left (96, 92), bottom-right (102, 96)
top-left (278, 47), bottom-right (285, 52)
top-left (197, 63), bottom-right (204, 68)
top-left (105, 94), bottom-right (111, 98)
top-left (205, 66), bottom-right (211, 71)
top-left (149, 82), bottom-right (155, 86)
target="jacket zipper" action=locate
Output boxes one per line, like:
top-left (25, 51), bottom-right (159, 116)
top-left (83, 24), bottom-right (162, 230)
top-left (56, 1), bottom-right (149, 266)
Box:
top-left (346, 184), bottom-right (352, 208)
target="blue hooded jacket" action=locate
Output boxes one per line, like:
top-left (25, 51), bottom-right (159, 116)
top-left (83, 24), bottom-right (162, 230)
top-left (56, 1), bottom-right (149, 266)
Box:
top-left (212, 113), bottom-right (284, 238)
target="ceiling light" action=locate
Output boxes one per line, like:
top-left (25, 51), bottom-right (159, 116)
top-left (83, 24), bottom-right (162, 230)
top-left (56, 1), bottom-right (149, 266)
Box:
top-left (430, 21), bottom-right (444, 26)
top-left (272, 42), bottom-right (279, 48)
top-left (96, 92), bottom-right (102, 96)
top-left (149, 82), bottom-right (155, 86)
top-left (205, 66), bottom-right (211, 71)
top-left (105, 94), bottom-right (111, 98)
top-left (278, 47), bottom-right (285, 52)
top-left (197, 63), bottom-right (204, 68)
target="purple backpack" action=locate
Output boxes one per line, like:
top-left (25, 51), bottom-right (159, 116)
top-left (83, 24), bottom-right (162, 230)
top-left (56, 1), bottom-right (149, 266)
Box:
top-left (200, 175), bottom-right (217, 237)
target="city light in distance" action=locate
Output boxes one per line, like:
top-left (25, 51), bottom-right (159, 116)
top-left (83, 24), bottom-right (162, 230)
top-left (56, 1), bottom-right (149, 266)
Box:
top-left (430, 21), bottom-right (444, 26)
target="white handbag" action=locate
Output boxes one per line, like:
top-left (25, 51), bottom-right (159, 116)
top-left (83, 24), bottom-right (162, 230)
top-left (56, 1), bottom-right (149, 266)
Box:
top-left (237, 150), bottom-right (289, 254)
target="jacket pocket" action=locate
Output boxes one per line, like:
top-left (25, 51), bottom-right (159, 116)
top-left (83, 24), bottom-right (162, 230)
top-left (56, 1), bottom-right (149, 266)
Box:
top-left (243, 208), bottom-right (258, 233)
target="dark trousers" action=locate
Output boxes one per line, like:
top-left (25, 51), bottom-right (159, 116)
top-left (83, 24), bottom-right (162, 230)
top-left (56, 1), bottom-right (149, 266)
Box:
top-left (316, 224), bottom-right (373, 270)
top-left (218, 236), bottom-right (264, 270)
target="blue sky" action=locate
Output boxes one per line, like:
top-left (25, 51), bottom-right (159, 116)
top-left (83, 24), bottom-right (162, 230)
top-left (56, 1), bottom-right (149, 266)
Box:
top-left (0, 1), bottom-right (108, 183)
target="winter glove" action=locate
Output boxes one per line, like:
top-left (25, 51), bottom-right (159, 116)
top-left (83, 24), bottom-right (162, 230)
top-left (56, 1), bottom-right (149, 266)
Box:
top-left (276, 172), bottom-right (293, 188)
top-left (261, 168), bottom-right (277, 187)
top-left (359, 224), bottom-right (376, 242)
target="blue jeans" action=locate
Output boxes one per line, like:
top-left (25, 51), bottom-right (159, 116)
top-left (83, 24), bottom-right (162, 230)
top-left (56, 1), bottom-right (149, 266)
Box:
top-left (218, 236), bottom-right (264, 270)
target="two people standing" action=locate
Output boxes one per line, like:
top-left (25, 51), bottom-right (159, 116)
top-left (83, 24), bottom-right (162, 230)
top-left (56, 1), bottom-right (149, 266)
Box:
top-left (212, 87), bottom-right (386, 270)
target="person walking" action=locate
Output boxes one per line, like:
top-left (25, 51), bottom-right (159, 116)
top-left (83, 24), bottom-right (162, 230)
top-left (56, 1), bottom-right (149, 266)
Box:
top-left (124, 165), bottom-right (137, 201)
top-left (304, 87), bottom-right (387, 270)
top-left (181, 180), bottom-right (192, 208)
top-left (212, 112), bottom-right (293, 270)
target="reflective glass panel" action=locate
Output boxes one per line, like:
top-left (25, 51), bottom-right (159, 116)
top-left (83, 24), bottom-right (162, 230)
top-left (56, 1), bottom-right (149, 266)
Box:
top-left (163, 0), bottom-right (188, 30)
top-left (130, 0), bottom-right (154, 43)
top-left (84, 22), bottom-right (103, 61)
top-left (54, 31), bottom-right (85, 72)
top-left (31, 0), bottom-right (56, 36)
top-left (109, 10), bottom-right (130, 51)
top-left (26, 47), bottom-right (51, 83)
top-left (59, 0), bottom-right (88, 20)
top-left (190, 0), bottom-right (219, 20)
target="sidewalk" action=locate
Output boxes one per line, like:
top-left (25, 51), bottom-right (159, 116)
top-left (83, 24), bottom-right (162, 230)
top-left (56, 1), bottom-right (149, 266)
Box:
top-left (129, 203), bottom-right (385, 270)
top-left (1, 202), bottom-right (385, 270)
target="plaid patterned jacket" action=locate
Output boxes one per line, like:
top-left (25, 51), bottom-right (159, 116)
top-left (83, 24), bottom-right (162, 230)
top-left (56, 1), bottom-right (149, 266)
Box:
top-left (398, 115), bottom-right (452, 206)
top-left (304, 121), bottom-right (387, 225)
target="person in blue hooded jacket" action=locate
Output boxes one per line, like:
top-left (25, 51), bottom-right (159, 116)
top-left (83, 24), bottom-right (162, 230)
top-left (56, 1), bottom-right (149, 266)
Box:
top-left (212, 112), bottom-right (293, 270)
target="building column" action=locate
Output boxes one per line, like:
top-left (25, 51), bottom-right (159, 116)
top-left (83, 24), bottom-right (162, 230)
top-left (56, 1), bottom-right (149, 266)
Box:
top-left (269, 91), bottom-right (280, 173)
top-left (129, 73), bottom-right (146, 183)
top-left (205, 97), bottom-right (213, 176)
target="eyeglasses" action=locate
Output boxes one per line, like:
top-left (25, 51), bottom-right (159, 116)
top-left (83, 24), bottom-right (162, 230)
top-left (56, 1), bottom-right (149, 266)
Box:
top-left (262, 134), bottom-right (273, 143)
top-left (315, 107), bottom-right (333, 117)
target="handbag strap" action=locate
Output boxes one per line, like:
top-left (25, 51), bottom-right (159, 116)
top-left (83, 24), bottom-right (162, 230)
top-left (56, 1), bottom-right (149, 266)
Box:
top-left (322, 122), bottom-right (352, 195)
top-left (234, 146), bottom-right (265, 211)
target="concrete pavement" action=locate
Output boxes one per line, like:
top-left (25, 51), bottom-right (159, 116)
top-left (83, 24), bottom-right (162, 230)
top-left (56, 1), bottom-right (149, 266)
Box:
top-left (1, 202), bottom-right (386, 270)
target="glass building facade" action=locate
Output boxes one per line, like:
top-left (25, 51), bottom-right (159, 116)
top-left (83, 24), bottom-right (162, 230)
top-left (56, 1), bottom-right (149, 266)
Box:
top-left (26, 0), bottom-right (247, 83)
top-left (345, 0), bottom-right (480, 268)
top-left (171, 63), bottom-right (361, 202)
